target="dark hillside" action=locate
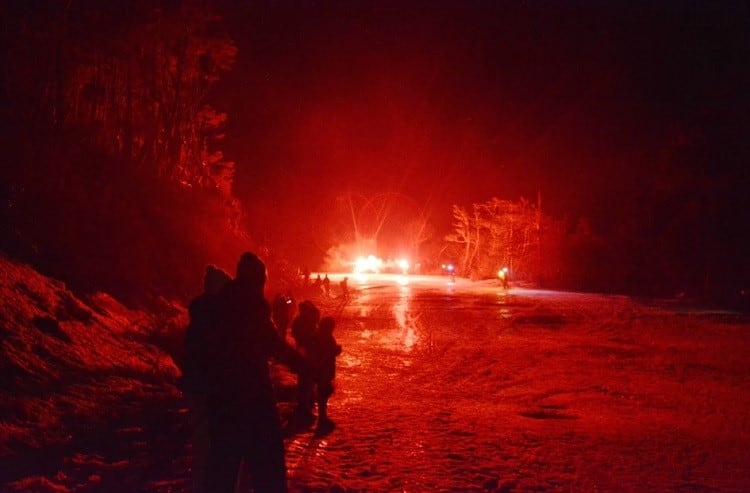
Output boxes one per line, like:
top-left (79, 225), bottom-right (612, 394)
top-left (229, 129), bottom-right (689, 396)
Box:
top-left (0, 253), bottom-right (189, 490)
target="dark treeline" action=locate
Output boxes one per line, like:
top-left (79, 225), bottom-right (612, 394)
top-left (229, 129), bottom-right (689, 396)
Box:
top-left (444, 158), bottom-right (750, 303)
top-left (586, 114), bottom-right (750, 301)
top-left (1, 1), bottom-right (748, 308)
top-left (1, 1), bottom-right (251, 306)
top-left (444, 122), bottom-right (750, 302)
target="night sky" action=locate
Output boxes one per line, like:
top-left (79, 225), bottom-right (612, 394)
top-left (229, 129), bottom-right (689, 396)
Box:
top-left (212, 1), bottom-right (748, 263)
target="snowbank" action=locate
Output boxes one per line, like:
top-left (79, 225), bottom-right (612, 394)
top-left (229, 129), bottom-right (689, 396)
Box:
top-left (0, 254), bottom-right (181, 469)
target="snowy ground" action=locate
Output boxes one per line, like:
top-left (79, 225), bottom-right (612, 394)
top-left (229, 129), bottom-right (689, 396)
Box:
top-left (2, 265), bottom-right (749, 492)
top-left (284, 274), bottom-right (750, 493)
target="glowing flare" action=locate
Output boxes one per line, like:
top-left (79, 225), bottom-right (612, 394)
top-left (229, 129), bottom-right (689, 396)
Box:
top-left (354, 254), bottom-right (383, 274)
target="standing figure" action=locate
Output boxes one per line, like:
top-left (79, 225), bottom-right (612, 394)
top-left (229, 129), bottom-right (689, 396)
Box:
top-left (290, 299), bottom-right (320, 424)
top-left (181, 264), bottom-right (231, 493)
top-left (322, 274), bottom-right (331, 296)
top-left (271, 292), bottom-right (294, 340)
top-left (499, 267), bottom-right (510, 289)
top-left (340, 276), bottom-right (350, 300)
top-left (204, 252), bottom-right (309, 493)
top-left (309, 316), bottom-right (342, 433)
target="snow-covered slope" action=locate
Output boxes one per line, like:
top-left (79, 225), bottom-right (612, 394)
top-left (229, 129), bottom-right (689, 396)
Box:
top-left (0, 254), bottom-right (184, 491)
top-left (2, 262), bottom-right (749, 492)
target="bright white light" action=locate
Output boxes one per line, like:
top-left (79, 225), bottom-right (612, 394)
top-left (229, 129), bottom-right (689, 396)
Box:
top-left (355, 272), bottom-right (369, 283)
top-left (396, 258), bottom-right (409, 274)
top-left (354, 254), bottom-right (383, 274)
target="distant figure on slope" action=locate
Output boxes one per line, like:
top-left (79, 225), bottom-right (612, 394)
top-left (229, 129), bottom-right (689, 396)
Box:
top-left (340, 276), bottom-right (350, 300)
top-left (205, 252), bottom-right (310, 493)
top-left (180, 264), bottom-right (231, 493)
top-left (323, 274), bottom-right (331, 296)
top-left (290, 299), bottom-right (320, 425)
top-left (322, 273), bottom-right (331, 296)
top-left (309, 315), bottom-right (342, 433)
top-left (313, 273), bottom-right (323, 291)
top-left (498, 266), bottom-right (510, 290)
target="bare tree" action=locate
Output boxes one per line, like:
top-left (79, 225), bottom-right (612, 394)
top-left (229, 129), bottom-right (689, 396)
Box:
top-left (444, 205), bottom-right (475, 274)
top-left (445, 197), bottom-right (549, 280)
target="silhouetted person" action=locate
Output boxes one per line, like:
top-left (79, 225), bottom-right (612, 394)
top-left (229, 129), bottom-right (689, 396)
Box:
top-left (181, 264), bottom-right (231, 493)
top-left (309, 316), bottom-right (342, 433)
top-left (340, 276), bottom-right (350, 300)
top-left (272, 292), bottom-right (294, 340)
top-left (290, 299), bottom-right (320, 424)
top-left (499, 267), bottom-right (510, 289)
top-left (313, 273), bottom-right (323, 290)
top-left (322, 274), bottom-right (331, 296)
top-left (205, 252), bottom-right (309, 493)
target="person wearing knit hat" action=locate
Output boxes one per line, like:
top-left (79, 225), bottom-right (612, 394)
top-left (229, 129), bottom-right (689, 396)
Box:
top-left (181, 263), bottom-right (232, 493)
top-left (235, 251), bottom-right (267, 293)
top-left (203, 264), bottom-right (232, 295)
top-left (182, 264), bottom-right (232, 393)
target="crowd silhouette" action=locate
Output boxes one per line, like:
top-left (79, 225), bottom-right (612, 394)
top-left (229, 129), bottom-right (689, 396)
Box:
top-left (179, 252), bottom-right (343, 493)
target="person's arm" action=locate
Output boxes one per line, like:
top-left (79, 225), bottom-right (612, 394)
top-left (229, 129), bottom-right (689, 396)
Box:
top-left (275, 340), bottom-right (312, 376)
top-left (328, 335), bottom-right (342, 357)
top-left (259, 302), bottom-right (312, 375)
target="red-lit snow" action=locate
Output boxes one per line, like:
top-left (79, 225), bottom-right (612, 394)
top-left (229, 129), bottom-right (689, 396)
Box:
top-left (1, 261), bottom-right (749, 492)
